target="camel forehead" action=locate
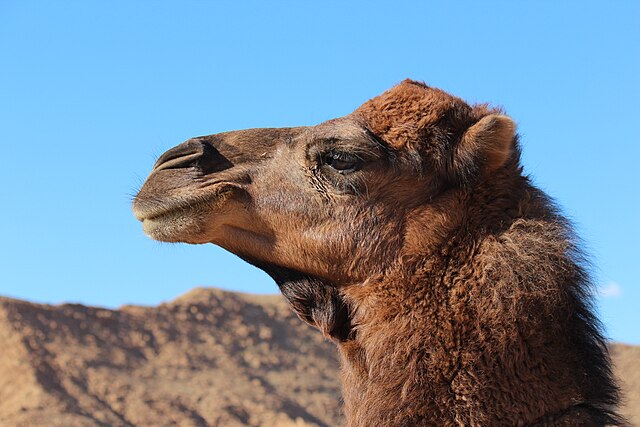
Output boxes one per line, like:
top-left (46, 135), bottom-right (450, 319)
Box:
top-left (352, 79), bottom-right (472, 149)
top-left (312, 118), bottom-right (370, 141)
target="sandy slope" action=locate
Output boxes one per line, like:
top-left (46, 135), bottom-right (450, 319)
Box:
top-left (0, 288), bottom-right (637, 426)
top-left (610, 343), bottom-right (640, 424)
top-left (0, 288), bottom-right (342, 426)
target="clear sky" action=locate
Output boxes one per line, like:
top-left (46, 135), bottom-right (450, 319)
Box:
top-left (1, 1), bottom-right (638, 344)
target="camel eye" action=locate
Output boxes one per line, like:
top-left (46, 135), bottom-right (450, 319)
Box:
top-left (323, 151), bottom-right (361, 173)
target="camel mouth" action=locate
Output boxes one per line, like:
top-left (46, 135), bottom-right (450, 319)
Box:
top-left (133, 184), bottom-right (241, 222)
top-left (137, 200), bottom-right (207, 223)
top-left (134, 185), bottom-right (242, 243)
top-left (134, 198), bottom-right (205, 223)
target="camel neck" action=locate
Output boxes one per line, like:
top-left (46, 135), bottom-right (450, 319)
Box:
top-left (336, 233), bottom-right (618, 426)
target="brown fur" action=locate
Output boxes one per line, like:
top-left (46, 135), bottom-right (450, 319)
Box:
top-left (134, 80), bottom-right (624, 425)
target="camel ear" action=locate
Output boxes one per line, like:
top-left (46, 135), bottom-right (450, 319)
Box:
top-left (455, 114), bottom-right (516, 179)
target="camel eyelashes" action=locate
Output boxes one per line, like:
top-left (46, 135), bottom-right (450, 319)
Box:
top-left (322, 151), bottom-right (362, 173)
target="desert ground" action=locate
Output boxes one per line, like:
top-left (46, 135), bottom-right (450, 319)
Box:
top-left (0, 288), bottom-right (637, 426)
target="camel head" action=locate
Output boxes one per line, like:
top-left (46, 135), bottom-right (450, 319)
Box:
top-left (133, 80), bottom-right (516, 288)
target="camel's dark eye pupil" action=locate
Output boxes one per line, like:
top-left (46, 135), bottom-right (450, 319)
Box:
top-left (323, 151), bottom-right (360, 172)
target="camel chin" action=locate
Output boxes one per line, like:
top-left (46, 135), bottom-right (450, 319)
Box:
top-left (140, 211), bottom-right (206, 244)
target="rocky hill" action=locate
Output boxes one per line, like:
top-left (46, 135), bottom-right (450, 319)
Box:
top-left (0, 288), bottom-right (637, 426)
top-left (0, 288), bottom-right (341, 426)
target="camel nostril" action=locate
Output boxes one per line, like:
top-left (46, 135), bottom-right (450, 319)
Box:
top-left (196, 143), bottom-right (234, 174)
top-left (152, 139), bottom-right (232, 174)
top-left (153, 139), bottom-right (204, 171)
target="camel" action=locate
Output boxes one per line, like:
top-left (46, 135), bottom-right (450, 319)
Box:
top-left (133, 80), bottom-right (624, 426)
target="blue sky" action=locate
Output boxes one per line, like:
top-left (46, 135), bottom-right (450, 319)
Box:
top-left (1, 2), bottom-right (638, 344)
